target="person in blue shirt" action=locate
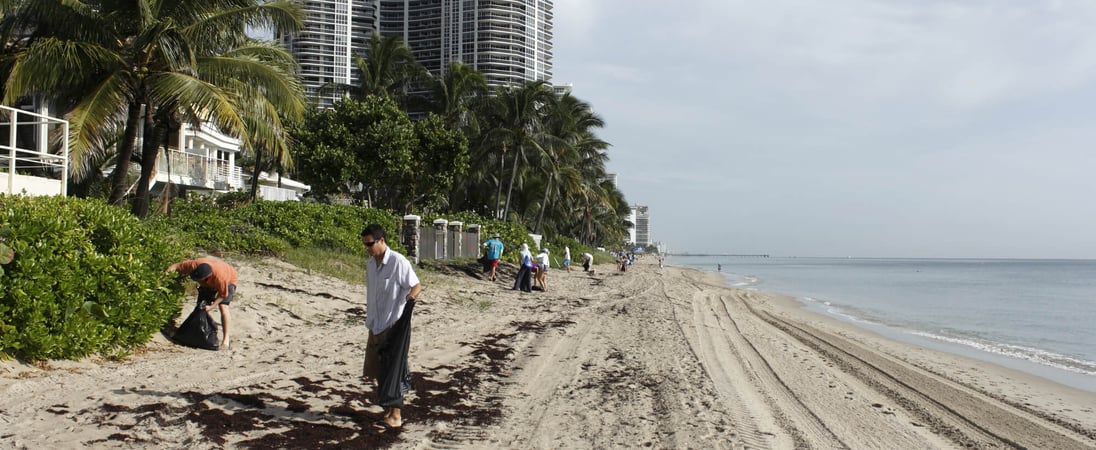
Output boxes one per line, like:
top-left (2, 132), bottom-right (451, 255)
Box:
top-left (483, 233), bottom-right (505, 281)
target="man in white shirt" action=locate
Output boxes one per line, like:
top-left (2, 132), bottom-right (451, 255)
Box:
top-left (582, 252), bottom-right (594, 272)
top-left (361, 224), bottom-right (422, 431)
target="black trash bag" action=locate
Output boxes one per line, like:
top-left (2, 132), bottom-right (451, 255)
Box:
top-left (512, 266), bottom-right (532, 292)
top-left (173, 304), bottom-right (219, 350)
top-left (377, 299), bottom-right (415, 408)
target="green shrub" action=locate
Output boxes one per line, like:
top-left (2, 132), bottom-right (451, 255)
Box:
top-left (0, 195), bottom-right (187, 360)
top-left (152, 200), bottom-right (290, 256)
top-left (153, 198), bottom-right (402, 256)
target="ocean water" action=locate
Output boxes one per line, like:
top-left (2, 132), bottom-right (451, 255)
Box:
top-left (670, 256), bottom-right (1096, 392)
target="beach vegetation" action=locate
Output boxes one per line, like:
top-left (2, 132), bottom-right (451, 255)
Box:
top-left (0, 195), bottom-right (187, 361)
top-left (151, 197), bottom-right (402, 257)
top-left (280, 246), bottom-right (366, 286)
top-left (289, 96), bottom-right (469, 212)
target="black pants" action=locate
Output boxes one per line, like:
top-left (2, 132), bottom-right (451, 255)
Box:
top-left (513, 266), bottom-right (532, 292)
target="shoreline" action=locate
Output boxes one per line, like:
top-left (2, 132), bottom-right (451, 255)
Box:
top-left (688, 260), bottom-right (1096, 394)
top-left (1, 256), bottom-right (1094, 448)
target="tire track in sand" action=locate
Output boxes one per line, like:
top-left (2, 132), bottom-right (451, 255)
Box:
top-left (705, 292), bottom-right (849, 449)
top-left (673, 285), bottom-right (803, 449)
top-left (748, 303), bottom-right (1096, 449)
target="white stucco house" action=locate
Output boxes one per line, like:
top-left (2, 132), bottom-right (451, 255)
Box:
top-left (2, 103), bottom-right (309, 201)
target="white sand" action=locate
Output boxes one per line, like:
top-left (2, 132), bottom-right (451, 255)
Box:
top-left (1, 256), bottom-right (1094, 449)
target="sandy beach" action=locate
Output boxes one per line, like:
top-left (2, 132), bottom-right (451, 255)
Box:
top-left (1, 256), bottom-right (1094, 449)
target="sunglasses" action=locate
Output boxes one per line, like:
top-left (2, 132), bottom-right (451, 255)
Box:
top-left (364, 239), bottom-right (381, 247)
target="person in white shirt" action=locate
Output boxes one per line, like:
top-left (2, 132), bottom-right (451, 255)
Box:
top-left (563, 246), bottom-right (572, 272)
top-left (535, 248), bottom-right (550, 291)
top-left (361, 224), bottom-right (421, 431)
top-left (582, 252), bottom-right (594, 272)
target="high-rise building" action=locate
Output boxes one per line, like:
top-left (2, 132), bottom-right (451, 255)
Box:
top-left (282, 1), bottom-right (378, 108)
top-left (286, 0), bottom-right (554, 107)
top-left (629, 204), bottom-right (651, 246)
top-left (378, 0), bottom-right (554, 88)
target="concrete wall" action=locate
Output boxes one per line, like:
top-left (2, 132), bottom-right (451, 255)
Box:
top-left (1, 172), bottom-right (63, 196)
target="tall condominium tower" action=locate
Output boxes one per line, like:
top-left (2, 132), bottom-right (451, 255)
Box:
top-left (628, 205), bottom-right (651, 246)
top-left (286, 0), bottom-right (553, 106)
top-left (378, 0), bottom-right (554, 88)
top-left (282, 1), bottom-right (378, 108)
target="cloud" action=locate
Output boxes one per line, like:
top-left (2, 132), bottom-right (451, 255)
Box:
top-left (550, 0), bottom-right (603, 44)
top-left (552, 0), bottom-right (1096, 257)
top-left (690, 0), bottom-right (1096, 114)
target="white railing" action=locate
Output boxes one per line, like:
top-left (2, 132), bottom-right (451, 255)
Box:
top-left (258, 184), bottom-right (300, 201)
top-left (0, 105), bottom-right (69, 196)
top-left (157, 149), bottom-right (242, 190)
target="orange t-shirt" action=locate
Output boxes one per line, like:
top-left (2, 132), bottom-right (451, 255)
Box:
top-left (176, 258), bottom-right (239, 299)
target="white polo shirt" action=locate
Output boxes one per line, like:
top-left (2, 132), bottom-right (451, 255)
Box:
top-left (365, 248), bottom-right (420, 335)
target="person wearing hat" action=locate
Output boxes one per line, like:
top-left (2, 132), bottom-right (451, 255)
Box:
top-left (165, 257), bottom-right (239, 349)
top-left (482, 232), bottom-right (505, 282)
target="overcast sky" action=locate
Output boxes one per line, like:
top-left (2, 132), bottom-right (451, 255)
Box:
top-left (550, 0), bottom-right (1096, 258)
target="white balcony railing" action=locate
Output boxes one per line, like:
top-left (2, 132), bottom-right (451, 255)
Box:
top-left (1, 105), bottom-right (69, 196)
top-left (156, 149), bottom-right (242, 191)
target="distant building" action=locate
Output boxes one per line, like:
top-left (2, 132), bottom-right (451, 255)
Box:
top-left (628, 204), bottom-right (651, 246)
top-left (285, 1), bottom-right (556, 107)
top-left (281, 1), bottom-right (378, 108)
top-left (378, 0), bottom-right (555, 89)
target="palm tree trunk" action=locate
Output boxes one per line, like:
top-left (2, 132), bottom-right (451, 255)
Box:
top-left (495, 145), bottom-right (507, 219)
top-left (158, 143), bottom-right (174, 215)
top-left (249, 148), bottom-right (263, 202)
top-left (132, 106), bottom-right (165, 218)
top-left (534, 176), bottom-right (552, 233)
top-left (503, 144), bottom-right (521, 220)
top-left (276, 151), bottom-right (283, 188)
top-left (107, 103), bottom-right (144, 206)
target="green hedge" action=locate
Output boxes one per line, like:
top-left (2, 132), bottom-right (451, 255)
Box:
top-left (154, 198), bottom-right (403, 256)
top-left (0, 195), bottom-right (187, 360)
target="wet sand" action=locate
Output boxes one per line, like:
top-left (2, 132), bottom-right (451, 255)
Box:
top-left (1, 257), bottom-right (1094, 449)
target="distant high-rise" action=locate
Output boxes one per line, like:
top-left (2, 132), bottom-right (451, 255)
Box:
top-left (282, 1), bottom-right (378, 108)
top-left (629, 205), bottom-right (651, 246)
top-left (378, 0), bottom-right (554, 88)
top-left (286, 0), bottom-right (554, 107)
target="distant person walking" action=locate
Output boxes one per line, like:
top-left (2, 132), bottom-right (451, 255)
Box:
top-left (361, 224), bottom-right (422, 432)
top-left (582, 252), bottom-right (594, 272)
top-left (165, 257), bottom-right (237, 349)
top-left (483, 233), bottom-right (504, 282)
top-left (512, 243), bottom-right (534, 292)
top-left (717, 263), bottom-right (722, 272)
top-left (563, 246), bottom-right (572, 272)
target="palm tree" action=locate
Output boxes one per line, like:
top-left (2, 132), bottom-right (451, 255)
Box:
top-left (2, 0), bottom-right (304, 217)
top-left (429, 61), bottom-right (487, 130)
top-left (320, 33), bottom-right (427, 105)
top-left (531, 93), bottom-right (607, 234)
top-left (480, 80), bottom-right (555, 220)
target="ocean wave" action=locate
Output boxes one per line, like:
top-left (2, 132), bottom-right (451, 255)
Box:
top-left (907, 330), bottom-right (1096, 376)
top-left (728, 275), bottom-right (759, 287)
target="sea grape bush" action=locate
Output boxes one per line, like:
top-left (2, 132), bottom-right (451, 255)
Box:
top-left (155, 198), bottom-right (403, 256)
top-left (153, 200), bottom-right (291, 256)
top-left (0, 195), bottom-right (187, 360)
